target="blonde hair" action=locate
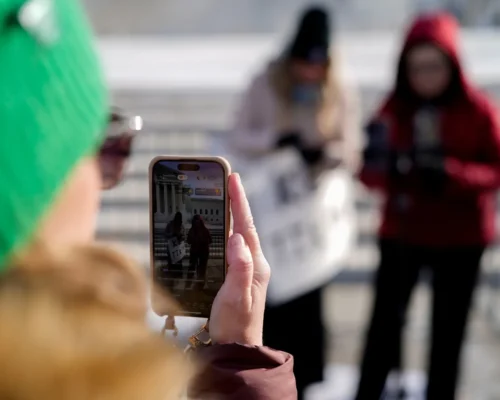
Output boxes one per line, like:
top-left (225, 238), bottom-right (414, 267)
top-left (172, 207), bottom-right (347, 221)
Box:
top-left (0, 244), bottom-right (192, 400)
top-left (268, 54), bottom-right (342, 140)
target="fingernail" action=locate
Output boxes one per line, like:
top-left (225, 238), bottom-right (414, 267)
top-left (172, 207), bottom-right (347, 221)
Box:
top-left (229, 233), bottom-right (245, 249)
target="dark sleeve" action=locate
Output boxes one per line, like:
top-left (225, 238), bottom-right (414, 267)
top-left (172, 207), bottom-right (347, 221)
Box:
top-left (188, 344), bottom-right (297, 400)
top-left (358, 109), bottom-right (393, 192)
top-left (359, 166), bottom-right (389, 191)
top-left (187, 229), bottom-right (193, 244)
top-left (165, 223), bottom-right (172, 238)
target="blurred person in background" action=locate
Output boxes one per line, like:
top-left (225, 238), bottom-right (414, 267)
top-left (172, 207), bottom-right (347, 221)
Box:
top-left (230, 6), bottom-right (362, 178)
top-left (231, 6), bottom-right (361, 399)
top-left (165, 211), bottom-right (186, 284)
top-left (356, 12), bottom-right (500, 400)
top-left (188, 214), bottom-right (212, 290)
top-left (0, 0), bottom-right (296, 398)
top-left (166, 212), bottom-right (186, 243)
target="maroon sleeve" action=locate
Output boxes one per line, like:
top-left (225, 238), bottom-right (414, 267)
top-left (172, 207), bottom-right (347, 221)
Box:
top-left (188, 344), bottom-right (297, 400)
top-left (359, 167), bottom-right (388, 192)
top-left (445, 100), bottom-right (500, 192)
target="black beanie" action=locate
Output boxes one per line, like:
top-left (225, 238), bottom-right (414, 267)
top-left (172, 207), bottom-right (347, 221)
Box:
top-left (287, 7), bottom-right (330, 63)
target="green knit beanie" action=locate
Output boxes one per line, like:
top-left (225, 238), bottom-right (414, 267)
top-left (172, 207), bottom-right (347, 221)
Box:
top-left (0, 0), bottom-right (108, 266)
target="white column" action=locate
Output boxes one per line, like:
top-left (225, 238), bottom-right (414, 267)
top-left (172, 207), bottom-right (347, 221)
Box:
top-left (155, 183), bottom-right (161, 214)
top-left (171, 183), bottom-right (177, 213)
top-left (178, 184), bottom-right (185, 214)
top-left (166, 183), bottom-right (171, 218)
top-left (162, 184), bottom-right (168, 216)
top-left (177, 184), bottom-right (182, 211)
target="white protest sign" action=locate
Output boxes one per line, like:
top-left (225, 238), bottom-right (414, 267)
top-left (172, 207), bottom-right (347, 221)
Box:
top-left (167, 238), bottom-right (186, 264)
top-left (240, 149), bottom-right (357, 305)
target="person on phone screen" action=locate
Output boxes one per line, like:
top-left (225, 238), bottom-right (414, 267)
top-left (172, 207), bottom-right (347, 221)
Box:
top-left (230, 6), bottom-right (362, 180)
top-left (166, 212), bottom-right (185, 242)
top-left (231, 6), bottom-right (360, 398)
top-left (188, 214), bottom-right (212, 290)
top-left (0, 0), bottom-right (296, 398)
top-left (356, 12), bottom-right (500, 399)
top-left (166, 211), bottom-right (185, 261)
top-left (164, 212), bottom-right (185, 287)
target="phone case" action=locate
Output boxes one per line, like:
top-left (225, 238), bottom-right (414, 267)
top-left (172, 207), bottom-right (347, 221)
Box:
top-left (148, 156), bottom-right (231, 318)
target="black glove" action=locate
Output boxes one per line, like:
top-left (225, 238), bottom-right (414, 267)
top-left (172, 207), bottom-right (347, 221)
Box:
top-left (363, 120), bottom-right (391, 169)
top-left (275, 132), bottom-right (324, 166)
top-left (386, 150), bottom-right (414, 186)
top-left (275, 132), bottom-right (302, 150)
top-left (413, 150), bottom-right (447, 194)
top-left (300, 147), bottom-right (324, 166)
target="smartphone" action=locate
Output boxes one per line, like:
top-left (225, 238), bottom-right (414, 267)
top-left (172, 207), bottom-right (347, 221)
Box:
top-left (149, 156), bottom-right (231, 318)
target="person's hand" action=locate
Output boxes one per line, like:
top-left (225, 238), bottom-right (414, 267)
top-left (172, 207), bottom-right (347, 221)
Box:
top-left (275, 131), bottom-right (302, 150)
top-left (300, 147), bottom-right (324, 166)
top-left (414, 151), bottom-right (447, 194)
top-left (209, 173), bottom-right (270, 346)
top-left (364, 120), bottom-right (390, 160)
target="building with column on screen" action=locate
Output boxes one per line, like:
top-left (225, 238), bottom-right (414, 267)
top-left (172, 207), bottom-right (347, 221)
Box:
top-left (153, 164), bottom-right (224, 228)
top-left (153, 164), bottom-right (188, 226)
top-left (191, 198), bottom-right (224, 226)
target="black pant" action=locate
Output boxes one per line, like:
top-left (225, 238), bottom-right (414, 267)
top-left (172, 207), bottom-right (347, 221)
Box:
top-left (190, 250), bottom-right (209, 280)
top-left (355, 239), bottom-right (484, 400)
top-left (264, 288), bottom-right (325, 400)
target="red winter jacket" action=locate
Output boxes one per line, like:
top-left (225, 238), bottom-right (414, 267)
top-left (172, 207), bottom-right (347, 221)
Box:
top-left (189, 344), bottom-right (297, 399)
top-left (360, 12), bottom-right (500, 247)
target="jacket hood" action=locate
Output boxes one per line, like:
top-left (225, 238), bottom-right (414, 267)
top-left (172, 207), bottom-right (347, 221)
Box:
top-left (393, 12), bottom-right (470, 103)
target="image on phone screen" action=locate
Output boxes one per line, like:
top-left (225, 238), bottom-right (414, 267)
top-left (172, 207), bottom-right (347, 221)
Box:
top-left (151, 160), bottom-right (227, 317)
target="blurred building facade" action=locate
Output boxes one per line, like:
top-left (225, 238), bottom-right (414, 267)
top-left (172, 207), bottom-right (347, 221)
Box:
top-left (83, 0), bottom-right (500, 36)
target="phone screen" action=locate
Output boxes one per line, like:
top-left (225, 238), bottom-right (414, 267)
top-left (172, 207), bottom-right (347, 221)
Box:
top-left (151, 159), bottom-right (227, 317)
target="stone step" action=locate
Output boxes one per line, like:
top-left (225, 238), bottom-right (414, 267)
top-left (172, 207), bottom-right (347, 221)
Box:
top-left (84, 0), bottom-right (413, 35)
top-left (103, 231), bottom-right (500, 279)
top-left (97, 205), bottom-right (379, 239)
top-left (103, 234), bottom-right (378, 271)
top-left (111, 82), bottom-right (500, 140)
top-left (99, 33), bottom-right (500, 93)
top-left (126, 131), bottom-right (211, 162)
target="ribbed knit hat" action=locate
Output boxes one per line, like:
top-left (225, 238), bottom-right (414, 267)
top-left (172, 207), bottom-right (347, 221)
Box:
top-left (288, 7), bottom-right (331, 63)
top-left (0, 0), bottom-right (108, 266)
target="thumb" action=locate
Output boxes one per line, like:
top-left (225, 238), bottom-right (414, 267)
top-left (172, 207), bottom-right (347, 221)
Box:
top-left (225, 233), bottom-right (253, 297)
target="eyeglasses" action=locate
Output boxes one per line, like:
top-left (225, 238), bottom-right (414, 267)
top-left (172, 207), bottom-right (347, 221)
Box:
top-left (408, 61), bottom-right (446, 76)
top-left (99, 108), bottom-right (143, 190)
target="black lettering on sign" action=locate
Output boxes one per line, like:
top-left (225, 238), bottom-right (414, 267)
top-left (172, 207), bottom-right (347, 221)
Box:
top-left (288, 168), bottom-right (307, 203)
top-left (172, 248), bottom-right (182, 259)
top-left (276, 175), bottom-right (290, 205)
top-left (275, 169), bottom-right (307, 207)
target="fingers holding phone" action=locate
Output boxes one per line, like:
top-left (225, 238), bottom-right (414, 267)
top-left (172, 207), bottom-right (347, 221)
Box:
top-left (209, 174), bottom-right (270, 346)
top-left (149, 160), bottom-right (270, 346)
